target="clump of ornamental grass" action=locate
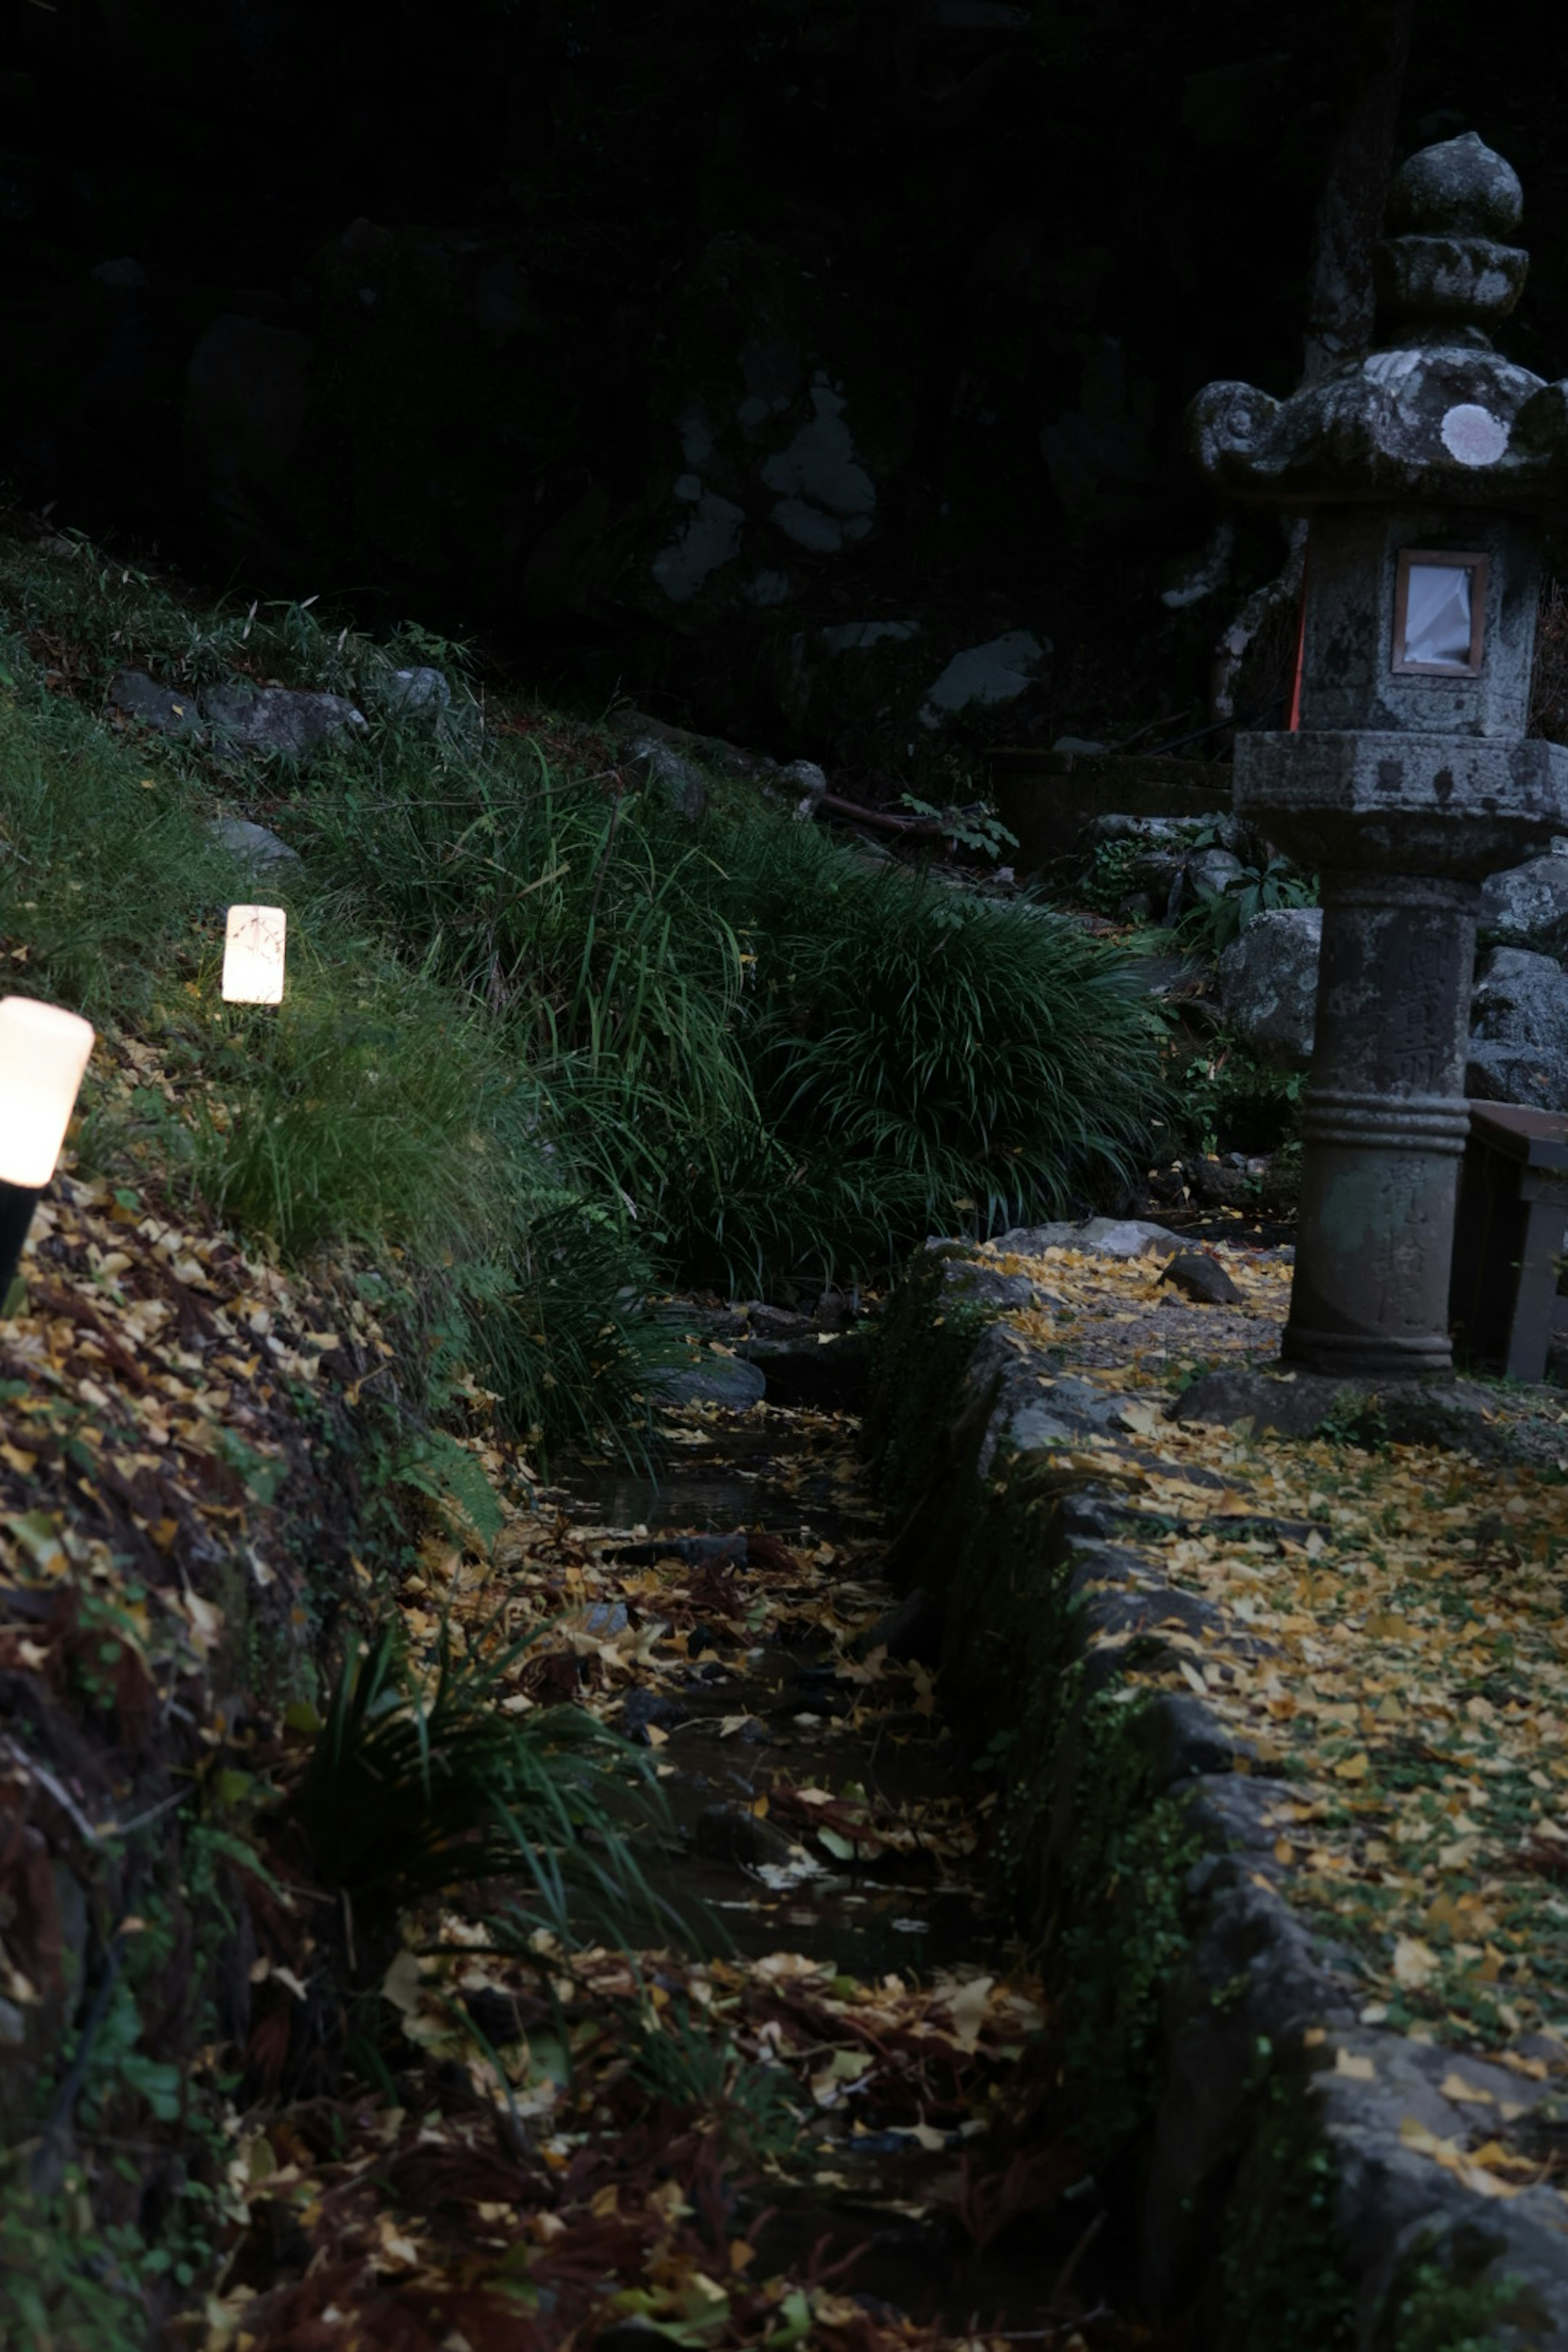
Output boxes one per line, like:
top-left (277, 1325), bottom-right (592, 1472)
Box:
top-left (693, 815), bottom-right (1167, 1280)
top-left (289, 1622), bottom-right (670, 1944)
top-left (293, 712), bottom-right (1167, 1284)
top-left (296, 726), bottom-right (757, 1237)
top-left (0, 664), bottom-right (238, 1021)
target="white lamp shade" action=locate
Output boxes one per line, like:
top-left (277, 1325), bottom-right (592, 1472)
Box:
top-left (0, 996), bottom-right (96, 1188)
top-left (222, 905), bottom-right (287, 1005)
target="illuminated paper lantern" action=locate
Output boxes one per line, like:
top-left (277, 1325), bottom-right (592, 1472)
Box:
top-left (0, 995), bottom-right (96, 1189)
top-left (222, 904), bottom-right (287, 1004)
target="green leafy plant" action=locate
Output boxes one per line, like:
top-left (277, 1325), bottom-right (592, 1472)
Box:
top-left (1078, 833), bottom-right (1148, 916)
top-left (1388, 2257), bottom-right (1544, 2352)
top-left (1176, 1033), bottom-right (1307, 1159)
top-left (0, 2194), bottom-right (149, 2352)
top-left (1180, 842), bottom-right (1319, 958)
top-left (895, 793), bottom-right (1019, 861)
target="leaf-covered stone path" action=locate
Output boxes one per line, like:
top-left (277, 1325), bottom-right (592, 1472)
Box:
top-left (204, 1384), bottom-right (1162, 2352)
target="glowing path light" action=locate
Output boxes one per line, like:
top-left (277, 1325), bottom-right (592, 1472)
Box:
top-left (222, 904), bottom-right (287, 1005)
top-left (0, 995), bottom-right (96, 1306)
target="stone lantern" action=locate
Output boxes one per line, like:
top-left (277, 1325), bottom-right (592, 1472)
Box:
top-left (1190, 131), bottom-right (1568, 1378)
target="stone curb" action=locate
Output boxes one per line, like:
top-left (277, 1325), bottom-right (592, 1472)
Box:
top-left (875, 1245), bottom-right (1568, 2350)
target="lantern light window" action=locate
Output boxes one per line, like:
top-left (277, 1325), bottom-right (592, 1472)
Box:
top-left (1392, 548), bottom-right (1488, 676)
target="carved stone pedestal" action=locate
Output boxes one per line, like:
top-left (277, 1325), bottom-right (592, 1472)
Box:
top-left (1284, 874), bottom-right (1476, 1373)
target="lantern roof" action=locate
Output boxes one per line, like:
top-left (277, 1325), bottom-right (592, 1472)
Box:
top-left (1190, 131), bottom-right (1568, 509)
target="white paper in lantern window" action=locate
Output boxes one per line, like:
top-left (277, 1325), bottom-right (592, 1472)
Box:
top-left (0, 995), bottom-right (96, 1187)
top-left (222, 905), bottom-right (287, 1004)
top-left (1403, 564), bottom-right (1474, 669)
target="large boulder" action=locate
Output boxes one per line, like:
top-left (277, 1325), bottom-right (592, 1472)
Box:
top-left (1465, 947), bottom-right (1568, 1110)
top-left (364, 665), bottom-right (453, 724)
top-left (108, 668), bottom-right (205, 740)
top-left (1478, 852), bottom-right (1568, 951)
top-left (1216, 907), bottom-right (1322, 1068)
top-left (206, 816), bottom-right (301, 873)
top-left (917, 630), bottom-right (1050, 728)
top-left (624, 734), bottom-right (708, 823)
top-left (201, 682), bottom-right (366, 760)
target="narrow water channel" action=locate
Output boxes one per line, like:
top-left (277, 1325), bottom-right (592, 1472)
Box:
top-left (542, 1387), bottom-right (1154, 2350)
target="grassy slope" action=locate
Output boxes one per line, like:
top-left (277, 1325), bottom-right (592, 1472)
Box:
top-left (0, 527), bottom-right (1166, 1339)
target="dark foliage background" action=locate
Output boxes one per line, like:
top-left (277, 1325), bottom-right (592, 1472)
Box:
top-left (3, 0), bottom-right (1567, 762)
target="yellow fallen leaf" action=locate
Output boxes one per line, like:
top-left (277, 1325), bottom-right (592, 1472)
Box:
top-left (1118, 1399), bottom-right (1166, 1438)
top-left (1438, 2071), bottom-right (1496, 2106)
top-left (1494, 2051), bottom-right (1548, 2081)
top-left (373, 2216), bottom-right (421, 2270)
top-left (1334, 2049), bottom-right (1376, 2080)
top-left (827, 2049), bottom-right (873, 2080)
top-left (1467, 2139), bottom-right (1538, 2173)
top-left (184, 1590), bottom-right (223, 1655)
top-left (1333, 1752), bottom-right (1370, 1782)
top-left (1393, 1936), bottom-right (1439, 1989)
top-left (1399, 2117), bottom-right (1519, 2198)
top-left (946, 1974), bottom-right (994, 2051)
top-left (381, 1949), bottom-right (422, 2014)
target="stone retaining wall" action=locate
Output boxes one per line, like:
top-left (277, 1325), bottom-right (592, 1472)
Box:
top-left (869, 1241), bottom-right (1568, 2351)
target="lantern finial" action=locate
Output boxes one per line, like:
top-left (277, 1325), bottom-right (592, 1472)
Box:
top-left (1375, 131), bottom-right (1526, 343)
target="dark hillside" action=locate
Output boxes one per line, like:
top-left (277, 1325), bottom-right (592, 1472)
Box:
top-left (7, 1), bottom-right (1565, 774)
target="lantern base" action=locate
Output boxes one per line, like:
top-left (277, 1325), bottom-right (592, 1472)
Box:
top-left (0, 1177), bottom-right (40, 1307)
top-left (1280, 1325), bottom-right (1454, 1379)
